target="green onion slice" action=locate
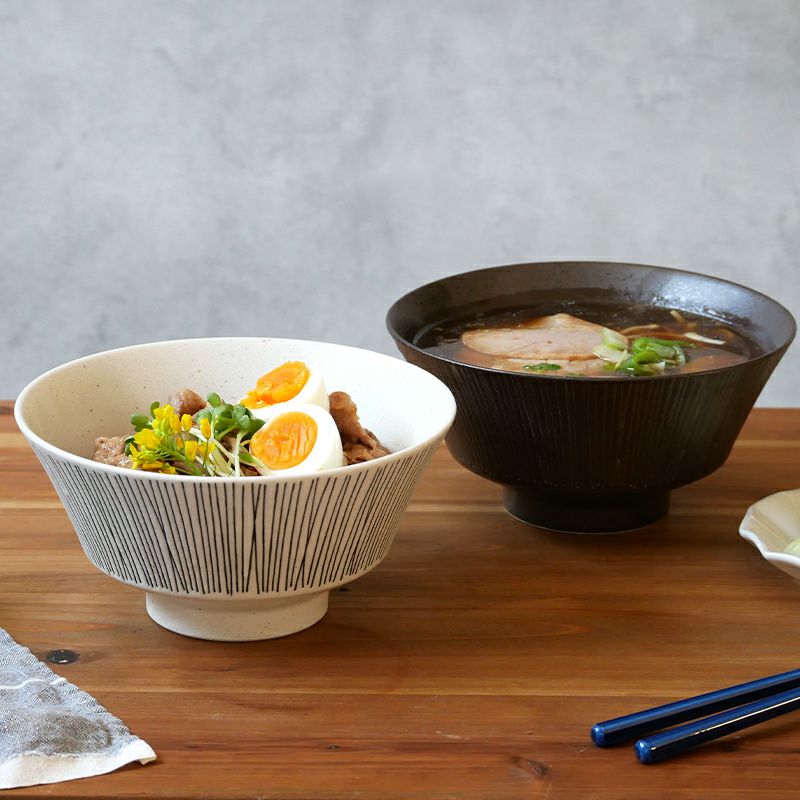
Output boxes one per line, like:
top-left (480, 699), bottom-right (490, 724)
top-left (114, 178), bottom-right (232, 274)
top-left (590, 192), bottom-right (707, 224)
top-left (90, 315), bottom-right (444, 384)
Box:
top-left (523, 363), bottom-right (562, 372)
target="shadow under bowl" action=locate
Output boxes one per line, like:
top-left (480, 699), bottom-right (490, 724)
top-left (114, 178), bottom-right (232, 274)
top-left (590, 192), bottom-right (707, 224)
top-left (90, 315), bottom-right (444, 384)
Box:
top-left (387, 261), bottom-right (795, 533)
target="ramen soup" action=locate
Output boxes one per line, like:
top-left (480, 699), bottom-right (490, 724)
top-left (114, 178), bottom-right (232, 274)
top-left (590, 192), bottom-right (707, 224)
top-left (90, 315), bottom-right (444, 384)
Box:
top-left (416, 304), bottom-right (756, 377)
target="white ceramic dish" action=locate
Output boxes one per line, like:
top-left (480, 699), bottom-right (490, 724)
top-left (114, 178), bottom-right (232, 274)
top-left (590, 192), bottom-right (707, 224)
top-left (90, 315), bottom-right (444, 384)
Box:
top-left (739, 489), bottom-right (800, 581)
top-left (15, 338), bottom-right (456, 641)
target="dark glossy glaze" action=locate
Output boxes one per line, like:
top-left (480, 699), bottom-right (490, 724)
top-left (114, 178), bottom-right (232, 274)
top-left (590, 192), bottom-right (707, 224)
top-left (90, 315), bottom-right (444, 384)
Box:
top-left (387, 261), bottom-right (796, 532)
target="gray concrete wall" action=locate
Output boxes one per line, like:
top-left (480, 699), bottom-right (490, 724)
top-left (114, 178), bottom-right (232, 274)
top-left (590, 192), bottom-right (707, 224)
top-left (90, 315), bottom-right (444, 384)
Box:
top-left (2, 0), bottom-right (798, 404)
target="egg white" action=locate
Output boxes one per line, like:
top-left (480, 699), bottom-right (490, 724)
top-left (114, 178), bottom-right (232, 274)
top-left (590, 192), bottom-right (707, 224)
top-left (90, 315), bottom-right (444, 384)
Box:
top-left (243, 364), bottom-right (329, 421)
top-left (250, 403), bottom-right (344, 477)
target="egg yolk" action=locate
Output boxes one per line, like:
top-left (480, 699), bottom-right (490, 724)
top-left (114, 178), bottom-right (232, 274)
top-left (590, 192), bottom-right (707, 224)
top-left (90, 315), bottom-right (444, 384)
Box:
top-left (250, 411), bottom-right (318, 470)
top-left (243, 361), bottom-right (310, 408)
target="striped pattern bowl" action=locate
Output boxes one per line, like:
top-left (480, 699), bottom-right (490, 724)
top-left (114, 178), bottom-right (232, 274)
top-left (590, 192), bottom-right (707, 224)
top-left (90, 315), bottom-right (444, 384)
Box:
top-left (15, 338), bottom-right (456, 641)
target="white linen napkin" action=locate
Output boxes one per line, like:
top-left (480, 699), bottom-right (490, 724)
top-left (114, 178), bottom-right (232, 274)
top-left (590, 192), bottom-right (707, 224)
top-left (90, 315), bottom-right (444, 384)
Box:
top-left (0, 628), bottom-right (155, 790)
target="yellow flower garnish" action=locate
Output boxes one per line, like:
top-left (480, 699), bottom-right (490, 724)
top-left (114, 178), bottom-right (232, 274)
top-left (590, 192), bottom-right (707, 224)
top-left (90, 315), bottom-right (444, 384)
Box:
top-left (129, 394), bottom-right (258, 477)
top-left (133, 429), bottom-right (160, 450)
top-left (197, 441), bottom-right (216, 459)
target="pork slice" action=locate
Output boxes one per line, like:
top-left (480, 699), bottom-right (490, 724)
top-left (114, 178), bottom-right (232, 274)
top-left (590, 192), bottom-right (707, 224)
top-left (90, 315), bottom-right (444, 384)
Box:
top-left (492, 357), bottom-right (609, 375)
top-left (93, 435), bottom-right (132, 468)
top-left (329, 391), bottom-right (390, 465)
top-left (461, 313), bottom-right (609, 360)
top-left (166, 388), bottom-right (207, 418)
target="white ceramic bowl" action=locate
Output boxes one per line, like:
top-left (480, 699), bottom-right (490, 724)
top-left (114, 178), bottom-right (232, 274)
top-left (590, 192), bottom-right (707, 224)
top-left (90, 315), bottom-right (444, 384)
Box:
top-left (15, 338), bottom-right (456, 641)
top-left (739, 489), bottom-right (800, 581)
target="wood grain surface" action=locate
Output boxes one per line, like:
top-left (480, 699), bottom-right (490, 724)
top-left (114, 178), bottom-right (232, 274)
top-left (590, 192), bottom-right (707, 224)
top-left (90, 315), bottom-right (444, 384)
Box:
top-left (2, 401), bottom-right (800, 799)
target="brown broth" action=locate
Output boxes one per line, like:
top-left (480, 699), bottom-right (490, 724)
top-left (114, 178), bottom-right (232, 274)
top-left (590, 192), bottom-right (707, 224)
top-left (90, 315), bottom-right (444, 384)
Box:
top-left (415, 303), bottom-right (757, 377)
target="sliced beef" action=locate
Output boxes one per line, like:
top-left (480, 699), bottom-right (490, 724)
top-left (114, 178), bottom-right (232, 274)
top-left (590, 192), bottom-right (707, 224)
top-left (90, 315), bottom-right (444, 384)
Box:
top-left (462, 313), bottom-right (609, 361)
top-left (328, 391), bottom-right (390, 465)
top-left (166, 388), bottom-right (206, 418)
top-left (93, 435), bottom-right (132, 468)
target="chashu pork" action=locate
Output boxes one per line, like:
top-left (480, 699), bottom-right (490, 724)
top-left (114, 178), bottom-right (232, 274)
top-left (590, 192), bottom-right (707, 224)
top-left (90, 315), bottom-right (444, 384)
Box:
top-left (461, 313), bottom-right (609, 361)
top-left (490, 357), bottom-right (608, 375)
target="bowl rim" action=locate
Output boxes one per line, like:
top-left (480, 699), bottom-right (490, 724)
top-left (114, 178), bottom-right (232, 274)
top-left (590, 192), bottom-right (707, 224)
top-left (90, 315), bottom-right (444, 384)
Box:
top-left (386, 260), bottom-right (797, 383)
top-left (14, 336), bottom-right (457, 485)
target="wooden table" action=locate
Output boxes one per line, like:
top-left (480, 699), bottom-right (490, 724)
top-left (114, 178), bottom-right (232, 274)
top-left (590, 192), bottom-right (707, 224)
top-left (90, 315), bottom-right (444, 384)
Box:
top-left (2, 402), bottom-right (800, 799)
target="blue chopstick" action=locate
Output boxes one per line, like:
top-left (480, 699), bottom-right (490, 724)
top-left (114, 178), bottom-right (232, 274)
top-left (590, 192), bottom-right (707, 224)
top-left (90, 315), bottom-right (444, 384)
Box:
top-left (635, 685), bottom-right (800, 763)
top-left (591, 667), bottom-right (800, 747)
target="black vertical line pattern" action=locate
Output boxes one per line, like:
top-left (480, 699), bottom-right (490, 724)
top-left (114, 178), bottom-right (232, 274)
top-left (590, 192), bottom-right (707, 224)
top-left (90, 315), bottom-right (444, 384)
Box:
top-left (210, 480), bottom-right (225, 593)
top-left (69, 461), bottom-right (120, 574)
top-left (174, 481), bottom-right (207, 594)
top-left (341, 462), bottom-right (399, 579)
top-left (154, 479), bottom-right (198, 593)
top-left (30, 439), bottom-right (444, 600)
top-left (283, 481), bottom-right (306, 592)
top-left (140, 476), bottom-right (183, 588)
top-left (353, 464), bottom-right (404, 575)
top-left (324, 472), bottom-right (376, 584)
top-left (192, 482), bottom-right (215, 594)
top-left (302, 475), bottom-right (335, 586)
top-left (67, 463), bottom-right (123, 574)
top-left (59, 460), bottom-right (114, 573)
top-left (302, 474), bottom-right (338, 586)
top-left (241, 484), bottom-right (250, 593)
top-left (375, 451), bottom-right (432, 563)
top-left (60, 459), bottom-right (116, 573)
top-left (252, 483), bottom-right (264, 592)
top-left (270, 483), bottom-right (286, 592)
top-left (264, 482), bottom-right (278, 593)
top-left (113, 473), bottom-right (171, 590)
top-left (279, 482), bottom-right (300, 592)
top-left (205, 483), bottom-right (220, 594)
top-left (291, 478), bottom-right (322, 590)
top-left (82, 468), bottom-right (138, 582)
top-left (235, 483), bottom-right (245, 593)
top-left (97, 474), bottom-right (153, 585)
top-left (209, 483), bottom-right (230, 595)
top-left (308, 475), bottom-right (352, 586)
top-left (320, 470), bottom-right (370, 586)
top-left (39, 454), bottom-right (106, 572)
top-left (357, 452), bottom-right (427, 575)
top-left (366, 450), bottom-right (433, 569)
top-left (150, 479), bottom-right (191, 590)
top-left (278, 482), bottom-right (297, 593)
top-left (244, 483), bottom-right (258, 592)
top-left (225, 481), bottom-right (237, 593)
top-left (322, 473), bottom-right (362, 582)
top-left (140, 479), bottom-right (188, 593)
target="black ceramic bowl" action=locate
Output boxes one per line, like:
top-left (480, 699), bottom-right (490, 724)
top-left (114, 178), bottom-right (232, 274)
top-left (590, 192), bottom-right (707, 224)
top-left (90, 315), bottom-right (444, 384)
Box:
top-left (387, 261), bottom-right (796, 533)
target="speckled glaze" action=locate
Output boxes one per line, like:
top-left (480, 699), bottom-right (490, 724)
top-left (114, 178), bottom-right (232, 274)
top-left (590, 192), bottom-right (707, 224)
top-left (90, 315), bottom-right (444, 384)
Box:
top-left (740, 490), bottom-right (800, 582)
top-left (14, 338), bottom-right (456, 640)
top-left (387, 261), bottom-right (795, 533)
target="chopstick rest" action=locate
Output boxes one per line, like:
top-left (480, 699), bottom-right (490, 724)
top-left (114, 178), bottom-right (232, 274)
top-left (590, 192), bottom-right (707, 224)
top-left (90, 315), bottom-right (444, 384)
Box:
top-left (591, 667), bottom-right (800, 748)
top-left (635, 686), bottom-right (800, 764)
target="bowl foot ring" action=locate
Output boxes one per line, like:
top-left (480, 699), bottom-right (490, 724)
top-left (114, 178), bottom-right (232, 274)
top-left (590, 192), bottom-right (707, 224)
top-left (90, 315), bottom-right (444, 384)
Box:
top-left (145, 590), bottom-right (329, 641)
top-left (503, 487), bottom-right (670, 534)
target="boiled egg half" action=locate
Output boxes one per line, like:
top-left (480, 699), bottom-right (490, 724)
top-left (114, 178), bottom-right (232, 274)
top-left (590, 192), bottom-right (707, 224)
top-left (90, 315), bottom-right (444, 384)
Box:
top-left (248, 403), bottom-right (344, 476)
top-left (241, 361), bottom-right (329, 420)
